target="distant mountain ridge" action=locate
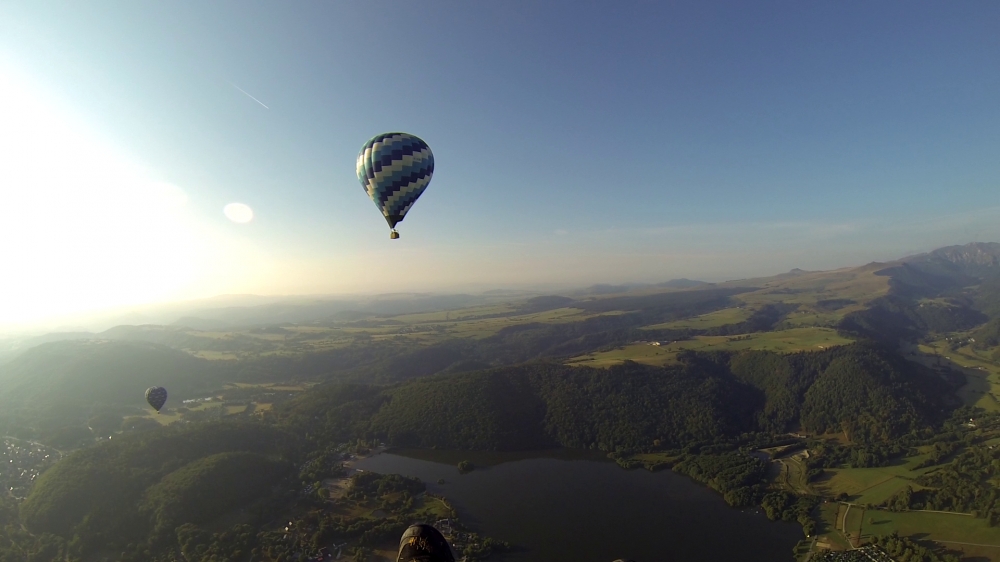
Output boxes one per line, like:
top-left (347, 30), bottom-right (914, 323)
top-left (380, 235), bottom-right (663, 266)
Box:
top-left (10, 242), bottom-right (999, 358)
top-left (901, 242), bottom-right (1000, 276)
top-left (927, 242), bottom-right (1000, 267)
top-left (832, 242), bottom-right (1000, 342)
top-left (659, 278), bottom-right (711, 288)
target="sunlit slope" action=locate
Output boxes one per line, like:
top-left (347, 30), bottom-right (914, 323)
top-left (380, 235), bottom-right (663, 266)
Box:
top-left (725, 263), bottom-right (893, 322)
top-left (4, 264), bottom-right (891, 380)
top-left (567, 328), bottom-right (854, 368)
top-left (559, 263), bottom-right (897, 367)
top-left (13, 262), bottom-right (892, 363)
top-left (84, 305), bottom-right (633, 358)
top-left (12, 243), bottom-right (996, 405)
top-left (642, 306), bottom-right (754, 330)
top-left (55, 287), bottom-right (743, 360)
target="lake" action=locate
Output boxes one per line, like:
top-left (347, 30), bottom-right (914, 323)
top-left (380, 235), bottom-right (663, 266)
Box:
top-left (355, 449), bottom-right (802, 562)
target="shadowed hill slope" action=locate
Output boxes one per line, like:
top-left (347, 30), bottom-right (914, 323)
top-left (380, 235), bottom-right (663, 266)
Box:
top-left (0, 340), bottom-right (229, 408)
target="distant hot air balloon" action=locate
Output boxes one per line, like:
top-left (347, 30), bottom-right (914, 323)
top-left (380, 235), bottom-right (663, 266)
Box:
top-left (145, 386), bottom-right (167, 413)
top-left (356, 132), bottom-right (434, 239)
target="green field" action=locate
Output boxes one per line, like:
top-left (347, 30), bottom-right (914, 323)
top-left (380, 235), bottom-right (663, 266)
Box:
top-left (860, 509), bottom-right (1000, 557)
top-left (178, 305), bottom-right (637, 358)
top-left (815, 502), bottom-right (853, 550)
top-left (436, 307), bottom-right (624, 339)
top-left (141, 399), bottom-right (266, 425)
top-left (782, 310), bottom-right (845, 328)
top-left (567, 342), bottom-right (675, 367)
top-left (145, 409), bottom-right (186, 425)
top-left (641, 307), bottom-right (753, 330)
top-left (390, 304), bottom-right (518, 323)
top-left (916, 339), bottom-right (1000, 412)
top-left (843, 503), bottom-right (865, 547)
top-left (230, 382), bottom-right (315, 391)
top-left (817, 456), bottom-right (933, 506)
top-left (566, 327), bottom-right (854, 367)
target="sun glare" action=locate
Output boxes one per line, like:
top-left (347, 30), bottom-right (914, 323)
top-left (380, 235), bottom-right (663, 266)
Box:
top-left (0, 64), bottom-right (203, 326)
top-left (223, 203), bottom-right (254, 224)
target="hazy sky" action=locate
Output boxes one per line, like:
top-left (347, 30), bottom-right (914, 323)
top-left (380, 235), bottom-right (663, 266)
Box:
top-left (1, 1), bottom-right (999, 326)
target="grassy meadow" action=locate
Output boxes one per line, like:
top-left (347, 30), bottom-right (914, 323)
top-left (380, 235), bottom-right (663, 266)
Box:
top-left (861, 510), bottom-right (1000, 558)
top-left (915, 339), bottom-right (1000, 412)
top-left (641, 306), bottom-right (753, 330)
top-left (566, 327), bottom-right (854, 368)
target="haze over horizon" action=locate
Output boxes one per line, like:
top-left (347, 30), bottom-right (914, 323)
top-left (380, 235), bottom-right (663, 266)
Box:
top-left (2, 1), bottom-right (998, 327)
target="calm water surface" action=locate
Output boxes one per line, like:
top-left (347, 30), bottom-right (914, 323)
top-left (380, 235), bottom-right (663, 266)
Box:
top-left (355, 450), bottom-right (801, 562)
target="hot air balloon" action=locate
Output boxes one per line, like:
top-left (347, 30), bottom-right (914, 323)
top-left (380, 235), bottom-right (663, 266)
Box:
top-left (145, 386), bottom-right (167, 413)
top-left (356, 132), bottom-right (434, 239)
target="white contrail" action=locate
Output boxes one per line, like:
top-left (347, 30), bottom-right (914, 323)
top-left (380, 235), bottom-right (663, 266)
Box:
top-left (230, 83), bottom-right (269, 109)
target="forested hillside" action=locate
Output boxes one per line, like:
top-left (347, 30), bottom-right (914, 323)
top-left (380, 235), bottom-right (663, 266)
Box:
top-left (271, 342), bottom-right (955, 453)
top-left (799, 349), bottom-right (949, 441)
top-left (366, 360), bottom-right (760, 451)
top-left (20, 422), bottom-right (299, 549)
top-left (140, 452), bottom-right (291, 541)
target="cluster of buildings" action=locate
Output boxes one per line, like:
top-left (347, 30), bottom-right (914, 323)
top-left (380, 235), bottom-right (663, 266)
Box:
top-left (1, 438), bottom-right (60, 500)
top-left (811, 545), bottom-right (896, 561)
top-left (433, 519), bottom-right (480, 559)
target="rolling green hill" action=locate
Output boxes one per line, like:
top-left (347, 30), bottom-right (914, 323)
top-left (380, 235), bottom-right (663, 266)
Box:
top-left (19, 422), bottom-right (299, 551)
top-left (140, 452), bottom-right (291, 539)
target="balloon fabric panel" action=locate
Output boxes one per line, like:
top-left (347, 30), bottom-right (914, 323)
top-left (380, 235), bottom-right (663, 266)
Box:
top-left (145, 386), bottom-right (168, 411)
top-left (356, 133), bottom-right (434, 229)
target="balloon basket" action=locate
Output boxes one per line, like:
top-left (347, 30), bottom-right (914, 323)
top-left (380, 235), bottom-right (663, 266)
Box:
top-left (390, 230), bottom-right (399, 240)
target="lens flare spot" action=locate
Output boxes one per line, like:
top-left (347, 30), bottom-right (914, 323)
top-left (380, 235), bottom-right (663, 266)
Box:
top-left (223, 203), bottom-right (254, 224)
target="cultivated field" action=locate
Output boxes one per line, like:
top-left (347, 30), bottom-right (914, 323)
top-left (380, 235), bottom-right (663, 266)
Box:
top-left (566, 327), bottom-right (854, 368)
top-left (641, 306), bottom-right (753, 330)
top-left (817, 457), bottom-right (933, 507)
top-left (915, 338), bottom-right (1000, 412)
top-left (860, 509), bottom-right (1000, 559)
top-left (816, 502), bottom-right (853, 551)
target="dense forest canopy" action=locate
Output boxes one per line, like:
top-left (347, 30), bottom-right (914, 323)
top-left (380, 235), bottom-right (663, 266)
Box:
top-left (274, 342), bottom-right (953, 452)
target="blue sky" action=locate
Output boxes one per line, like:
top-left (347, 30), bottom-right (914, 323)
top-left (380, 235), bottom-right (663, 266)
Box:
top-left (1, 1), bottom-right (999, 323)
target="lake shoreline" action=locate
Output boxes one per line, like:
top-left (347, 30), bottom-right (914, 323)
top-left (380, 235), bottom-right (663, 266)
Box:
top-left (355, 449), bottom-right (803, 561)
